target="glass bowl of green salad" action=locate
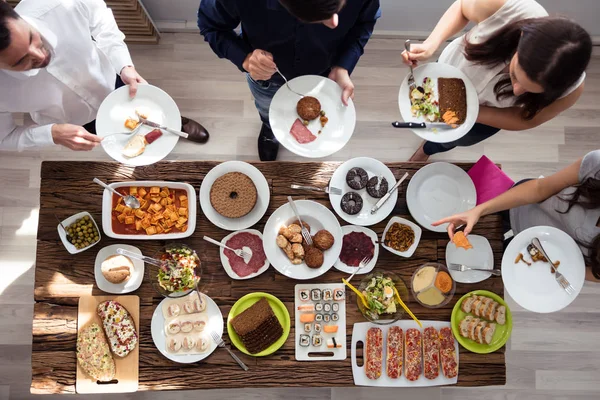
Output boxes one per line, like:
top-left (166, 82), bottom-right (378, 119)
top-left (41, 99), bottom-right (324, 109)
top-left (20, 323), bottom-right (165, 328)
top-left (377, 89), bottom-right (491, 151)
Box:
top-left (357, 270), bottom-right (409, 325)
top-left (150, 243), bottom-right (202, 298)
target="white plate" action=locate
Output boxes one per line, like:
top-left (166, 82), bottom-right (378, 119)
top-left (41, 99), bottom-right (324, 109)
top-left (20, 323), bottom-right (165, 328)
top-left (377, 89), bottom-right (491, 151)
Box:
top-left (199, 161), bottom-right (270, 231)
top-left (406, 162), bottom-right (476, 233)
top-left (329, 157), bottom-right (398, 226)
top-left (57, 211), bottom-right (101, 254)
top-left (501, 226), bottom-right (585, 313)
top-left (94, 244), bottom-right (144, 294)
top-left (445, 235), bottom-right (494, 283)
top-left (219, 229), bottom-right (270, 280)
top-left (333, 225), bottom-right (379, 275)
top-left (101, 181), bottom-right (197, 240)
top-left (398, 62), bottom-right (479, 143)
top-left (151, 293), bottom-right (223, 363)
top-left (97, 84), bottom-right (181, 166)
top-left (269, 75), bottom-right (356, 158)
top-left (381, 216), bottom-right (422, 258)
top-left (263, 200), bottom-right (342, 280)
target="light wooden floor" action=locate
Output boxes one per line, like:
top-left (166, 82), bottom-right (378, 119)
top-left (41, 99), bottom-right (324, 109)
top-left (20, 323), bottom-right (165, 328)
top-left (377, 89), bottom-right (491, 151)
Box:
top-left (1, 33), bottom-right (599, 399)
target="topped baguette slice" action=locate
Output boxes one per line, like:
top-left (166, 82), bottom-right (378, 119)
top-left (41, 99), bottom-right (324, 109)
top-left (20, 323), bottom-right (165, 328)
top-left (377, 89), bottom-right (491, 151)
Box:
top-left (97, 300), bottom-right (138, 358)
top-left (77, 322), bottom-right (116, 381)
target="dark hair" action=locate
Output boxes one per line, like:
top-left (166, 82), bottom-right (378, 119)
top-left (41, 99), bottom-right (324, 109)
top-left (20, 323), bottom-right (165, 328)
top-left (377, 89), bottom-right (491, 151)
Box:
top-left (1, 1), bottom-right (19, 52)
top-left (464, 17), bottom-right (592, 120)
top-left (278, 0), bottom-right (345, 22)
top-left (558, 174), bottom-right (600, 280)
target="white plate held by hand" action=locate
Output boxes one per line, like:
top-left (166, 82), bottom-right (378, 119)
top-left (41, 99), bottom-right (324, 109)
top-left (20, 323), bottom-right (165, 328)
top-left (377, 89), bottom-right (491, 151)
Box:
top-left (269, 75), bottom-right (356, 158)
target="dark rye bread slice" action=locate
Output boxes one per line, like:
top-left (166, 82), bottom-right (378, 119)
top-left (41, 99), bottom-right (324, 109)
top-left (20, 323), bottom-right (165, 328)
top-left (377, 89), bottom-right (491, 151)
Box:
top-left (438, 78), bottom-right (467, 124)
top-left (230, 297), bottom-right (274, 336)
top-left (241, 316), bottom-right (283, 354)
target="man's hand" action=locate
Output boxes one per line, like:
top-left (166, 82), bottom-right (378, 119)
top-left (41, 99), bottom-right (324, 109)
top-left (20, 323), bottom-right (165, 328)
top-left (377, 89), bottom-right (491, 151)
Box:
top-left (243, 50), bottom-right (277, 81)
top-left (51, 124), bottom-right (102, 151)
top-left (120, 66), bottom-right (148, 98)
top-left (328, 67), bottom-right (354, 106)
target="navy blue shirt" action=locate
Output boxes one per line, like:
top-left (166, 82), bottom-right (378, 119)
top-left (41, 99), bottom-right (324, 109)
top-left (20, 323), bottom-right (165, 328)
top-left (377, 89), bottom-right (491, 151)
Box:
top-left (198, 0), bottom-right (381, 82)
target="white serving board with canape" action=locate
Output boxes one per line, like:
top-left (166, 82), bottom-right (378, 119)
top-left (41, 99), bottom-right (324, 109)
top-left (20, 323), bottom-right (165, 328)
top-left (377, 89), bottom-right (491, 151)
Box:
top-left (101, 181), bottom-right (196, 240)
top-left (76, 295), bottom-right (140, 394)
top-left (351, 320), bottom-right (459, 387)
top-left (294, 283), bottom-right (347, 361)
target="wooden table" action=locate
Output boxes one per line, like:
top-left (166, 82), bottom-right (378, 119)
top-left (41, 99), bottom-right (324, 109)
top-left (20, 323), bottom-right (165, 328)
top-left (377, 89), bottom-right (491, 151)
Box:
top-left (31, 161), bottom-right (506, 394)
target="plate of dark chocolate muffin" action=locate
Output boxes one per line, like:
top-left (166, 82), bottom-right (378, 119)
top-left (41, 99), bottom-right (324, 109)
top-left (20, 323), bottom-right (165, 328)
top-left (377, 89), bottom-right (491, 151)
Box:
top-left (200, 161), bottom-right (270, 231)
top-left (329, 157), bottom-right (398, 226)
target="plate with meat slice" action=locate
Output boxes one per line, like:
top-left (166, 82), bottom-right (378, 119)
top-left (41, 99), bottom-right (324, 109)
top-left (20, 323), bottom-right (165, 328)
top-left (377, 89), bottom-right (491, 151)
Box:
top-left (219, 229), bottom-right (270, 280)
top-left (334, 225), bottom-right (379, 274)
top-left (398, 62), bottom-right (479, 143)
top-left (269, 75), bottom-right (356, 158)
top-left (97, 84), bottom-right (181, 166)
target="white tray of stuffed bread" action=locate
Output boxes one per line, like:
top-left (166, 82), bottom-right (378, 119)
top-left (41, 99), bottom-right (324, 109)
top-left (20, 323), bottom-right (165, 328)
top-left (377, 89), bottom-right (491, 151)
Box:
top-left (76, 295), bottom-right (139, 394)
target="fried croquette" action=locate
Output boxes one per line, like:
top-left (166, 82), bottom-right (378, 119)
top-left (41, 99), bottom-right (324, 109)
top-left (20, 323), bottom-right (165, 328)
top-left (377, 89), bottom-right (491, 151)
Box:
top-left (304, 246), bottom-right (324, 269)
top-left (313, 229), bottom-right (335, 251)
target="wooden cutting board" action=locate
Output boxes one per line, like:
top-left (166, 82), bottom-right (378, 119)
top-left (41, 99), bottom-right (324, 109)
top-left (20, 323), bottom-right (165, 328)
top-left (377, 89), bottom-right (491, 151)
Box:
top-left (76, 295), bottom-right (140, 394)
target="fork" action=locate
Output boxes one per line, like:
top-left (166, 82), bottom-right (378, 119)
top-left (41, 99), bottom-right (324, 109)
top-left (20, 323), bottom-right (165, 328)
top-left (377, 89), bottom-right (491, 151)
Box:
top-left (287, 196), bottom-right (313, 246)
top-left (203, 236), bottom-right (252, 263)
top-left (209, 330), bottom-right (249, 371)
top-left (102, 121), bottom-right (143, 139)
top-left (275, 67), bottom-right (304, 98)
top-left (290, 184), bottom-right (342, 195)
top-left (347, 255), bottom-right (373, 282)
top-left (449, 263), bottom-right (502, 276)
top-left (531, 238), bottom-right (575, 295)
top-left (404, 39), bottom-right (416, 91)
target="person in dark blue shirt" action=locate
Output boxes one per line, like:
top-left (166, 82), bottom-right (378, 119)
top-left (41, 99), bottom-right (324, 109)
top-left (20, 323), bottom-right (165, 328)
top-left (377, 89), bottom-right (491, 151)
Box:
top-left (198, 0), bottom-right (381, 160)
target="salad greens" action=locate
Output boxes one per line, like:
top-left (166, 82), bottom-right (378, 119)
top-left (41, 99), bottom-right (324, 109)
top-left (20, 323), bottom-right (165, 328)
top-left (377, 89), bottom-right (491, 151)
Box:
top-left (361, 275), bottom-right (399, 319)
top-left (409, 77), bottom-right (440, 122)
top-left (157, 246), bottom-right (200, 293)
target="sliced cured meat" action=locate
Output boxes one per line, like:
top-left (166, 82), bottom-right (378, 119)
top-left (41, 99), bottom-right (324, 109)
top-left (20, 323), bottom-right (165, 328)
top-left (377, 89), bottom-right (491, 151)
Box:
top-left (423, 327), bottom-right (440, 380)
top-left (290, 118), bottom-right (317, 144)
top-left (386, 326), bottom-right (403, 379)
top-left (365, 327), bottom-right (383, 380)
top-left (339, 231), bottom-right (375, 267)
top-left (439, 327), bottom-right (458, 379)
top-left (224, 232), bottom-right (267, 277)
top-left (404, 328), bottom-right (422, 381)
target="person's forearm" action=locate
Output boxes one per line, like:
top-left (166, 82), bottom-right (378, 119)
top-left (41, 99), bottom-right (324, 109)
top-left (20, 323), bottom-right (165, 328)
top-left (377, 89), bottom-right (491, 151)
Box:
top-left (476, 179), bottom-right (554, 217)
top-left (424, 0), bottom-right (469, 49)
top-left (0, 124), bottom-right (55, 151)
top-left (334, 2), bottom-right (380, 74)
top-left (476, 106), bottom-right (536, 131)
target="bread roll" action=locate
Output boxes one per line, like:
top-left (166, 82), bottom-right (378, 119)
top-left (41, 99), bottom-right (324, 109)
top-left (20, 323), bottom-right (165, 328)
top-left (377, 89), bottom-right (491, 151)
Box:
top-left (101, 255), bottom-right (132, 284)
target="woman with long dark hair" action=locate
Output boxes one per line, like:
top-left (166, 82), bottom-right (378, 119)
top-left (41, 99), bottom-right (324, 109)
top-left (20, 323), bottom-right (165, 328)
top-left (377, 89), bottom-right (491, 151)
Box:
top-left (433, 150), bottom-right (600, 282)
top-left (402, 0), bottom-right (592, 161)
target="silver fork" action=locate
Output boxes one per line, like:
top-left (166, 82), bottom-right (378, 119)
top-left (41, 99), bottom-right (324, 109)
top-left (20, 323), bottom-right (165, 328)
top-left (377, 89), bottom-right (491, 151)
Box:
top-left (290, 184), bottom-right (342, 195)
top-left (531, 238), bottom-right (575, 295)
top-left (203, 236), bottom-right (252, 263)
top-left (103, 121), bottom-right (143, 138)
top-left (404, 39), bottom-right (416, 91)
top-left (347, 255), bottom-right (373, 282)
top-left (209, 330), bottom-right (249, 371)
top-left (276, 67), bottom-right (304, 98)
top-left (449, 263), bottom-right (502, 276)
top-left (287, 196), bottom-right (312, 246)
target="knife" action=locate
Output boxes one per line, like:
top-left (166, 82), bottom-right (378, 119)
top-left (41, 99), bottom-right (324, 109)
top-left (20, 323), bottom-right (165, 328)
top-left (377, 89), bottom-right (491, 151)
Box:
top-left (391, 121), bottom-right (456, 129)
top-left (370, 172), bottom-right (409, 214)
top-left (139, 117), bottom-right (189, 139)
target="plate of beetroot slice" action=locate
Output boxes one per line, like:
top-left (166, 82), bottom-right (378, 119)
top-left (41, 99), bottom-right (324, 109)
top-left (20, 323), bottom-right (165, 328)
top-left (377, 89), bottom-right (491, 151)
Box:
top-left (334, 225), bottom-right (379, 275)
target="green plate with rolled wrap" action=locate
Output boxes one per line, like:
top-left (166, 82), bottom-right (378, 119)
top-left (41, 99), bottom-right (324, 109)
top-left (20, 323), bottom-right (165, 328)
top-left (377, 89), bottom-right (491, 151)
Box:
top-left (227, 292), bottom-right (290, 357)
top-left (451, 290), bottom-right (512, 354)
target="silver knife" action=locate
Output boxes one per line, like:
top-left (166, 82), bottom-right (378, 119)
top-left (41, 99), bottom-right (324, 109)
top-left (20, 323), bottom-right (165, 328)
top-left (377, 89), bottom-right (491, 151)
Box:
top-left (371, 172), bottom-right (409, 214)
top-left (139, 117), bottom-right (189, 139)
top-left (391, 121), bottom-right (456, 129)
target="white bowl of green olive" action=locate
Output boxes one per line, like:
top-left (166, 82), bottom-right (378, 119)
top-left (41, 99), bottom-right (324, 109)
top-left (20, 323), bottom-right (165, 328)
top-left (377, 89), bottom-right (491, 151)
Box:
top-left (57, 212), bottom-right (101, 254)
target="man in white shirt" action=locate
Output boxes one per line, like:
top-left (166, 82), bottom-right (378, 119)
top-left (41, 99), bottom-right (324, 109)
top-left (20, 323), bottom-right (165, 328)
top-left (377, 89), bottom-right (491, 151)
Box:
top-left (0, 0), bottom-right (209, 151)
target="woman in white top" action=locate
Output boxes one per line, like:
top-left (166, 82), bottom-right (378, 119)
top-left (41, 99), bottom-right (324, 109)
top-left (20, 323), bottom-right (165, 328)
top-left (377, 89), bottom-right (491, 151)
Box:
top-left (402, 0), bottom-right (592, 161)
top-left (433, 150), bottom-right (600, 282)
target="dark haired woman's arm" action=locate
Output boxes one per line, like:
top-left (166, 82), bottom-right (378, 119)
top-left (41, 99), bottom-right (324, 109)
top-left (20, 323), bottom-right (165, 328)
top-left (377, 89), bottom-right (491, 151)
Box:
top-left (477, 83), bottom-right (584, 130)
top-left (432, 158), bottom-right (582, 239)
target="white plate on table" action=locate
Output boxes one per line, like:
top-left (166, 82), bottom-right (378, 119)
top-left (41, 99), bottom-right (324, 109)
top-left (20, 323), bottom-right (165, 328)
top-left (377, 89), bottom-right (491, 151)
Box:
top-left (101, 180), bottom-right (196, 240)
top-left (151, 293), bottom-right (223, 363)
top-left (406, 162), bottom-right (476, 233)
top-left (94, 244), bottom-right (144, 294)
top-left (501, 226), bottom-right (585, 313)
top-left (333, 225), bottom-right (379, 275)
top-left (445, 234), bottom-right (494, 283)
top-left (199, 161), bottom-right (270, 231)
top-left (219, 229), bottom-right (270, 280)
top-left (329, 157), bottom-right (398, 226)
top-left (263, 200), bottom-right (342, 280)
top-left (398, 62), bottom-right (479, 143)
top-left (381, 216), bottom-right (422, 258)
top-left (269, 75), bottom-right (356, 158)
top-left (97, 84), bottom-right (181, 166)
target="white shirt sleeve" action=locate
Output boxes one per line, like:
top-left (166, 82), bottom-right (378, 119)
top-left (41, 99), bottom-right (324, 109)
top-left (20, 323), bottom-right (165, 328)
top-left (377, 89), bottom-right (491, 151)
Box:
top-left (0, 112), bottom-right (55, 151)
top-left (78, 0), bottom-right (134, 75)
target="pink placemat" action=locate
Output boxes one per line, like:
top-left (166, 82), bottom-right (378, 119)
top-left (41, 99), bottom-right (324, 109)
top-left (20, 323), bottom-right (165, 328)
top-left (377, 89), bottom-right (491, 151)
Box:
top-left (468, 155), bottom-right (514, 205)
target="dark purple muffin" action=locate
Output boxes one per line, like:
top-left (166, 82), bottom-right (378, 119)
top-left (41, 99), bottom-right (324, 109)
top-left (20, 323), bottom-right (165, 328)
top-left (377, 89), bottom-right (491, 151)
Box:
top-left (366, 176), bottom-right (388, 198)
top-left (340, 192), bottom-right (363, 215)
top-left (346, 168), bottom-right (368, 190)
